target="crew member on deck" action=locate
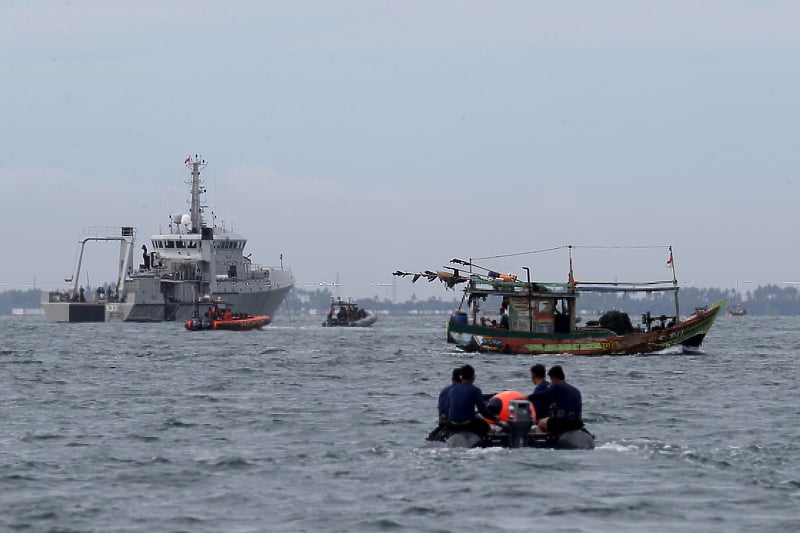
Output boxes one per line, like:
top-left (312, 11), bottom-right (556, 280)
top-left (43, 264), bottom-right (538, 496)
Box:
top-left (500, 308), bottom-right (509, 329)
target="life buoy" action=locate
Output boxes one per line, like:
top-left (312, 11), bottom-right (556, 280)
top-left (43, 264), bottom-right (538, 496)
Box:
top-left (484, 390), bottom-right (527, 423)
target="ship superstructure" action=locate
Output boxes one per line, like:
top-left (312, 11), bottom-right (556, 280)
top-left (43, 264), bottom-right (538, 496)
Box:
top-left (42, 155), bottom-right (294, 322)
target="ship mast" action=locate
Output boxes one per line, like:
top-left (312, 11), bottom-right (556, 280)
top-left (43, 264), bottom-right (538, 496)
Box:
top-left (186, 155), bottom-right (208, 234)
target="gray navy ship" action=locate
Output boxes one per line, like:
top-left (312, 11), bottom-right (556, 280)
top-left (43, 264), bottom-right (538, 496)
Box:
top-left (42, 155), bottom-right (294, 322)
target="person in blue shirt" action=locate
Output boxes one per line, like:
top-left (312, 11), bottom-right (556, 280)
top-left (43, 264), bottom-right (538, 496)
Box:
top-left (438, 367), bottom-right (462, 422)
top-left (447, 364), bottom-right (493, 436)
top-left (427, 367), bottom-right (462, 441)
top-left (535, 365), bottom-right (584, 434)
top-left (526, 363), bottom-right (551, 422)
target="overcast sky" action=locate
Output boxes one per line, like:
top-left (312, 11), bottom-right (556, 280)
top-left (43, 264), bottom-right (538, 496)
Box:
top-left (2, 1), bottom-right (799, 301)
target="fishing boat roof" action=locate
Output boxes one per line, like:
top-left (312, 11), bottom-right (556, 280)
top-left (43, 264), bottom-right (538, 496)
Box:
top-left (465, 276), bottom-right (677, 299)
top-left (467, 276), bottom-right (574, 298)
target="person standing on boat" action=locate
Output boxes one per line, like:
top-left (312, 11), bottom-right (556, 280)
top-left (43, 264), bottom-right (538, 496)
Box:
top-left (142, 245), bottom-right (150, 270)
top-left (499, 307), bottom-right (509, 329)
top-left (535, 365), bottom-right (584, 434)
top-left (526, 363), bottom-right (551, 422)
top-left (447, 364), bottom-right (492, 436)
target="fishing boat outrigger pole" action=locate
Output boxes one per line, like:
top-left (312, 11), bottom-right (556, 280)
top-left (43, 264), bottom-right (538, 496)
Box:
top-left (522, 266), bottom-right (533, 333)
top-left (668, 245), bottom-right (679, 319)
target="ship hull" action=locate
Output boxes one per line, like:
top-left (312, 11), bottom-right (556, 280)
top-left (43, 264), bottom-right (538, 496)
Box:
top-left (41, 300), bottom-right (106, 323)
top-left (43, 282), bottom-right (292, 323)
top-left (115, 284), bottom-right (293, 322)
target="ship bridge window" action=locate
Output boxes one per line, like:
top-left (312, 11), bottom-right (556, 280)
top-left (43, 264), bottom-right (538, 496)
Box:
top-left (166, 241), bottom-right (175, 248)
top-left (187, 241), bottom-right (197, 249)
top-left (176, 241), bottom-right (185, 249)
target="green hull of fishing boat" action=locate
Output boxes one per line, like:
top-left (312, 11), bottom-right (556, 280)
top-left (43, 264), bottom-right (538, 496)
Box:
top-left (446, 298), bottom-right (725, 355)
top-left (395, 245), bottom-right (725, 356)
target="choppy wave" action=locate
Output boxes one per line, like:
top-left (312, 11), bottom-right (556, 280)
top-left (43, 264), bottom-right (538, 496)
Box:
top-left (1, 315), bottom-right (799, 532)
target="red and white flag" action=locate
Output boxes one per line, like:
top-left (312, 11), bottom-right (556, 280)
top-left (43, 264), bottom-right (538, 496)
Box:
top-left (666, 250), bottom-right (673, 266)
top-left (184, 156), bottom-right (191, 164)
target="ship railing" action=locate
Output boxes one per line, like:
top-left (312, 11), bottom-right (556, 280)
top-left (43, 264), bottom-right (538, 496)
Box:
top-left (80, 226), bottom-right (136, 240)
top-left (249, 264), bottom-right (286, 272)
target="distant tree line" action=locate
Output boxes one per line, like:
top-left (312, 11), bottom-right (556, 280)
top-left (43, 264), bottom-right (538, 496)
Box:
top-left (4, 285), bottom-right (800, 316)
top-left (0, 290), bottom-right (41, 314)
top-left (285, 284), bottom-right (800, 317)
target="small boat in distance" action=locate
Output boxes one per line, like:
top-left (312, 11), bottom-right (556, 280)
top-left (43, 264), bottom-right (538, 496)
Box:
top-left (726, 304), bottom-right (747, 317)
top-left (322, 298), bottom-right (377, 327)
top-left (394, 245), bottom-right (725, 356)
top-left (185, 297), bottom-right (270, 331)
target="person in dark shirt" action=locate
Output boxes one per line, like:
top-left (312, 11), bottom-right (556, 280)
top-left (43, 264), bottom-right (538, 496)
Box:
top-left (526, 363), bottom-right (551, 422)
top-left (536, 365), bottom-right (584, 434)
top-left (447, 364), bottom-right (492, 436)
top-left (427, 367), bottom-right (463, 441)
top-left (437, 367), bottom-right (462, 422)
top-left (499, 308), bottom-right (509, 329)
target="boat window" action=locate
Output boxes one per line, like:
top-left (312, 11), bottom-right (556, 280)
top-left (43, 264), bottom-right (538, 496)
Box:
top-left (541, 300), bottom-right (555, 313)
top-left (166, 241), bottom-right (175, 248)
top-left (176, 241), bottom-right (185, 248)
top-left (187, 241), bottom-right (197, 249)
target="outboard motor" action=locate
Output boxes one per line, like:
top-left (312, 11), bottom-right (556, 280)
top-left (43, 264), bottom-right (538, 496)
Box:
top-left (505, 399), bottom-right (534, 448)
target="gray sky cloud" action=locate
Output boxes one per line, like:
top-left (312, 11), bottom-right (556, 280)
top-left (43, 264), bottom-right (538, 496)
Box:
top-left (2, 1), bottom-right (798, 300)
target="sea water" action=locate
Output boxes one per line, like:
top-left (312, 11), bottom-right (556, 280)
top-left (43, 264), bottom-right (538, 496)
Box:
top-left (1, 314), bottom-right (798, 532)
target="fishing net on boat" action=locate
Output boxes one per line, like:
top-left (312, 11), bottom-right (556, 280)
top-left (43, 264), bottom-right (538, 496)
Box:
top-left (599, 310), bottom-right (634, 335)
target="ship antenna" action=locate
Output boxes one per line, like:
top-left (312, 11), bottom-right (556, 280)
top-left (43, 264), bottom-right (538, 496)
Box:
top-left (186, 154), bottom-right (208, 234)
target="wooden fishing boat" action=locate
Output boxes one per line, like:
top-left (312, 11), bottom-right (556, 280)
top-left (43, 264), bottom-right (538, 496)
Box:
top-left (322, 298), bottom-right (377, 327)
top-left (394, 245), bottom-right (725, 356)
top-left (185, 298), bottom-right (270, 331)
